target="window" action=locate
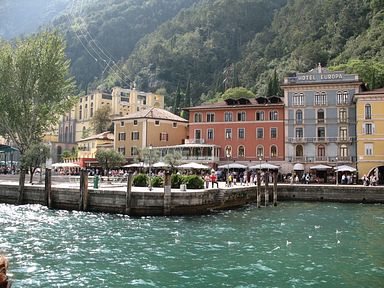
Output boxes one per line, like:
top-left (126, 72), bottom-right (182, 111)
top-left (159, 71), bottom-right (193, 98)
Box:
top-left (296, 145), bottom-right (303, 157)
top-left (224, 112), bottom-right (233, 122)
top-left (365, 104), bottom-right (372, 119)
top-left (269, 111), bottom-right (278, 121)
top-left (256, 111), bottom-right (264, 121)
top-left (340, 145), bottom-right (348, 157)
top-left (257, 128), bottom-right (264, 139)
top-left (238, 128), bottom-right (245, 139)
top-left (225, 128), bottom-right (232, 139)
top-left (315, 92), bottom-right (327, 106)
top-left (84, 104), bottom-right (88, 119)
top-left (172, 122), bottom-right (177, 128)
top-left (364, 123), bottom-right (373, 135)
top-left (225, 146), bottom-right (232, 157)
top-left (257, 145), bottom-right (264, 157)
top-left (271, 145), bottom-right (277, 158)
top-left (237, 111), bottom-right (246, 121)
top-left (120, 121), bottom-right (124, 127)
top-left (160, 132), bottom-right (169, 141)
top-left (365, 143), bottom-right (373, 156)
top-left (155, 120), bottom-right (160, 125)
top-left (317, 145), bottom-right (325, 157)
top-left (80, 97), bottom-right (82, 103)
top-left (339, 127), bottom-right (348, 141)
top-left (296, 110), bottom-right (303, 124)
top-left (131, 147), bottom-right (138, 156)
top-left (270, 128), bottom-right (277, 139)
top-left (317, 127), bottom-right (325, 141)
top-left (207, 128), bottom-right (214, 140)
top-left (339, 108), bottom-right (347, 123)
top-left (317, 109), bottom-right (324, 123)
top-left (133, 120), bottom-right (138, 126)
top-left (207, 113), bottom-right (215, 122)
top-left (295, 127), bottom-right (303, 138)
top-left (118, 132), bottom-right (126, 141)
top-left (194, 113), bottom-right (202, 123)
top-left (79, 105), bottom-right (82, 120)
top-left (238, 146), bottom-right (245, 157)
top-left (338, 91), bottom-right (348, 104)
top-left (90, 103), bottom-right (94, 117)
top-left (195, 129), bottom-right (201, 140)
top-left (118, 147), bottom-right (125, 156)
top-left (131, 131), bottom-right (139, 140)
top-left (293, 93), bottom-right (304, 106)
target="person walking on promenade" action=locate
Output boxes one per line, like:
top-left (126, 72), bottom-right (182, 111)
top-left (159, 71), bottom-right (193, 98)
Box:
top-left (210, 171), bottom-right (219, 188)
top-left (0, 255), bottom-right (11, 288)
top-left (204, 174), bottom-right (210, 189)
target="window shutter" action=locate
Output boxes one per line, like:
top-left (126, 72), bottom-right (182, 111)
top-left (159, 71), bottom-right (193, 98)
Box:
top-left (362, 124), bottom-right (365, 134)
top-left (372, 124), bottom-right (376, 134)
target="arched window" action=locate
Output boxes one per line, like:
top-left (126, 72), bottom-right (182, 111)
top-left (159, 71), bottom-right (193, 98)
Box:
top-left (257, 145), bottom-right (264, 158)
top-left (90, 103), bottom-right (94, 117)
top-left (270, 145), bottom-right (277, 158)
top-left (269, 110), bottom-right (278, 120)
top-left (296, 110), bottom-right (303, 124)
top-left (238, 145), bottom-right (245, 157)
top-left (225, 146), bottom-right (232, 158)
top-left (84, 104), bottom-right (88, 119)
top-left (79, 105), bottom-right (82, 120)
top-left (194, 113), bottom-right (202, 123)
top-left (365, 104), bottom-right (372, 119)
top-left (296, 145), bottom-right (303, 157)
top-left (317, 109), bottom-right (324, 123)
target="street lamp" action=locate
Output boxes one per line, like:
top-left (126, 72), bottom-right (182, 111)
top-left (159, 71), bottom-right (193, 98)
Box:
top-left (258, 156), bottom-right (262, 184)
top-left (335, 156), bottom-right (339, 186)
top-left (226, 150), bottom-right (231, 187)
top-left (149, 144), bottom-right (153, 191)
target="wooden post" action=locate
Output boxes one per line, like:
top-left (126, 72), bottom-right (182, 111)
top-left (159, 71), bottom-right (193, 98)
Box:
top-left (163, 171), bottom-right (172, 216)
top-left (256, 172), bottom-right (261, 208)
top-left (273, 171), bottom-right (277, 206)
top-left (264, 172), bottom-right (269, 207)
top-left (79, 170), bottom-right (88, 211)
top-left (17, 169), bottom-right (26, 205)
top-left (45, 168), bottom-right (52, 209)
top-left (125, 172), bottom-right (133, 215)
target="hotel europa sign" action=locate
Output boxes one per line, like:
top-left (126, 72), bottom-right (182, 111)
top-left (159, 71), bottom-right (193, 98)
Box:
top-left (296, 73), bottom-right (344, 81)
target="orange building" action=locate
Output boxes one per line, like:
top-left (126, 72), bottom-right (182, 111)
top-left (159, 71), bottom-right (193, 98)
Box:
top-left (186, 97), bottom-right (285, 165)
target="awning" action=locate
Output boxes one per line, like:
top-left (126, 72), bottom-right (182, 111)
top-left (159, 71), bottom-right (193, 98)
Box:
top-left (218, 163), bottom-right (248, 169)
top-left (310, 164), bottom-right (332, 170)
top-left (249, 163), bottom-right (279, 170)
top-left (293, 163), bottom-right (304, 170)
top-left (334, 165), bottom-right (357, 172)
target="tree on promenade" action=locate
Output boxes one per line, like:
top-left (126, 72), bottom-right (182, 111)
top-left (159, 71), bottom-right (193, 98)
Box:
top-left (0, 31), bottom-right (76, 203)
top-left (22, 142), bottom-right (50, 184)
top-left (95, 149), bottom-right (125, 181)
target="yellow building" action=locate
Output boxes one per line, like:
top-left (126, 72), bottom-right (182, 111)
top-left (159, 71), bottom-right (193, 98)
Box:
top-left (355, 87), bottom-right (384, 184)
top-left (77, 131), bottom-right (114, 167)
top-left (113, 107), bottom-right (188, 159)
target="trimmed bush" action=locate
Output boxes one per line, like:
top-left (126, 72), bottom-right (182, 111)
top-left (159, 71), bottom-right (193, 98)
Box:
top-left (171, 174), bottom-right (184, 188)
top-left (183, 175), bottom-right (204, 189)
top-left (133, 173), bottom-right (148, 187)
top-left (151, 176), bottom-right (164, 187)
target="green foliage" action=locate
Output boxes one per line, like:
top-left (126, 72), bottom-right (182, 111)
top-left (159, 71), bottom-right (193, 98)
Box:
top-left (21, 142), bottom-right (50, 182)
top-left (90, 105), bottom-right (112, 134)
top-left (171, 174), bottom-right (184, 189)
top-left (182, 175), bottom-right (204, 189)
top-left (164, 152), bottom-right (182, 170)
top-left (0, 30), bottom-right (75, 156)
top-left (222, 87), bottom-right (255, 100)
top-left (61, 149), bottom-right (77, 161)
top-left (95, 149), bottom-right (125, 180)
top-left (133, 173), bottom-right (149, 187)
top-left (151, 176), bottom-right (164, 188)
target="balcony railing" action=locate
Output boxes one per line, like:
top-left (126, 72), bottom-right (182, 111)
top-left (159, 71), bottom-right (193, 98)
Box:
top-left (287, 137), bottom-right (356, 143)
top-left (185, 139), bottom-right (205, 144)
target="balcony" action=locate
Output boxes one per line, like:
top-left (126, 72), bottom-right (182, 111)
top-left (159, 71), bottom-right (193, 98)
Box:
top-left (287, 137), bottom-right (307, 144)
top-left (313, 137), bottom-right (329, 144)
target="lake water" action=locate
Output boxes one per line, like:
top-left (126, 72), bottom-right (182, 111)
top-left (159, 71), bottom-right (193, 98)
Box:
top-left (1, 202), bottom-right (383, 287)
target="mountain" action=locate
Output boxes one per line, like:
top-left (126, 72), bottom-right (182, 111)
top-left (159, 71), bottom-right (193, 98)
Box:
top-left (0, 0), bottom-right (71, 40)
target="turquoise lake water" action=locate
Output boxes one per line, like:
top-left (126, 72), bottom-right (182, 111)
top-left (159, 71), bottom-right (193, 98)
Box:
top-left (1, 202), bottom-right (383, 287)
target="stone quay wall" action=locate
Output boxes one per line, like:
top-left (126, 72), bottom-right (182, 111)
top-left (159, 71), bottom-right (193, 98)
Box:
top-left (0, 184), bottom-right (383, 216)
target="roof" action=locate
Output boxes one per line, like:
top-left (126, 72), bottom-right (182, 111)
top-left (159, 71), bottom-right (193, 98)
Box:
top-left (355, 87), bottom-right (384, 95)
top-left (114, 107), bottom-right (187, 122)
top-left (185, 97), bottom-right (284, 110)
top-left (0, 144), bottom-right (18, 153)
top-left (77, 131), bottom-right (114, 143)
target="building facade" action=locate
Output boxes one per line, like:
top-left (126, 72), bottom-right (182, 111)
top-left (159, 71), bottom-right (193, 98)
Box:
top-left (354, 88), bottom-right (384, 184)
top-left (186, 97), bottom-right (285, 166)
top-left (281, 64), bottom-right (361, 173)
top-left (113, 107), bottom-right (188, 160)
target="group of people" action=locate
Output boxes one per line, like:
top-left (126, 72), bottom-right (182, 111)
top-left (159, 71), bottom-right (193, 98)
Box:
top-left (362, 174), bottom-right (378, 186)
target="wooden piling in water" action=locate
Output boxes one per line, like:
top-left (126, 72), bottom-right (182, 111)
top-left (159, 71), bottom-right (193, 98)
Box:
top-left (273, 171), bottom-right (277, 206)
top-left (125, 172), bottom-right (133, 215)
top-left (163, 171), bottom-right (172, 216)
top-left (256, 172), bottom-right (261, 208)
top-left (79, 170), bottom-right (88, 211)
top-left (45, 169), bottom-right (52, 209)
top-left (264, 172), bottom-right (269, 207)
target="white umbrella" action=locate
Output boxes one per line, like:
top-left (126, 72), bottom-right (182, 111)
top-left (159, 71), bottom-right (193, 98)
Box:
top-left (218, 163), bottom-right (247, 169)
top-left (177, 162), bottom-right (210, 169)
top-left (334, 165), bottom-right (356, 172)
top-left (152, 161), bottom-right (170, 168)
top-left (123, 162), bottom-right (148, 168)
top-left (249, 163), bottom-right (279, 170)
top-left (52, 162), bottom-right (80, 168)
top-left (310, 164), bottom-right (332, 170)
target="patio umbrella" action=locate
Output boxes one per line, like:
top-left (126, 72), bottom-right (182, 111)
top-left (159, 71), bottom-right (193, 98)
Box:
top-left (218, 163), bottom-right (247, 169)
top-left (334, 165), bottom-right (356, 172)
top-left (123, 162), bottom-right (148, 168)
top-left (177, 162), bottom-right (210, 169)
top-left (152, 161), bottom-right (170, 168)
top-left (249, 163), bottom-right (279, 170)
top-left (52, 162), bottom-right (80, 168)
top-left (310, 164), bottom-right (332, 170)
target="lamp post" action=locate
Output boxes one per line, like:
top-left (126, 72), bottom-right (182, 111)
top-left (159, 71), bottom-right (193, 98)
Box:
top-left (149, 144), bottom-right (153, 191)
top-left (335, 156), bottom-right (338, 186)
top-left (226, 150), bottom-right (231, 187)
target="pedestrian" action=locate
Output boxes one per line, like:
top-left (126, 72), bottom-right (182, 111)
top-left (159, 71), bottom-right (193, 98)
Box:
top-left (204, 174), bottom-right (210, 189)
top-left (210, 171), bottom-right (219, 188)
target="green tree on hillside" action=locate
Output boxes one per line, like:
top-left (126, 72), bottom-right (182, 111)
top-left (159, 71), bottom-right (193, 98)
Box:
top-left (0, 31), bottom-right (76, 203)
top-left (90, 105), bottom-right (112, 134)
